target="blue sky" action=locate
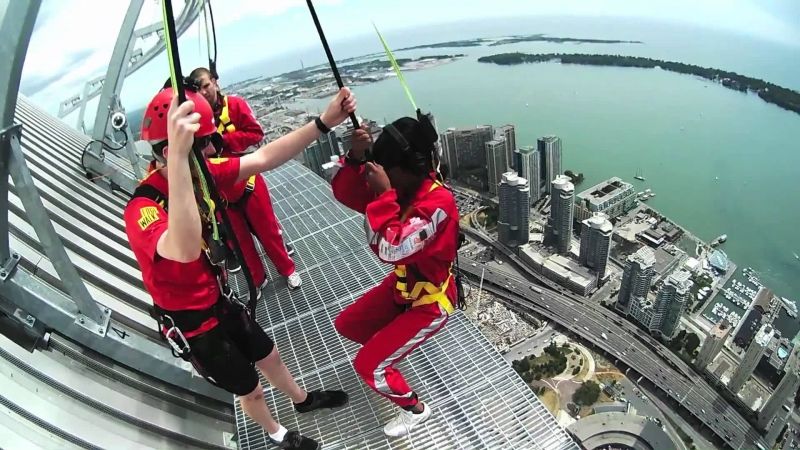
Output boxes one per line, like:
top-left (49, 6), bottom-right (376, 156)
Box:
top-left (20, 0), bottom-right (800, 117)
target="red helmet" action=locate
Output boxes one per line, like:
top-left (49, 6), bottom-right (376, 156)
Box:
top-left (140, 87), bottom-right (216, 142)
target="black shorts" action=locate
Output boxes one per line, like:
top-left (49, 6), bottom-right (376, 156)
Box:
top-left (188, 307), bottom-right (274, 396)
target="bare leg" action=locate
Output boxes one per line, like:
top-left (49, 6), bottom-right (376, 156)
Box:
top-left (239, 381), bottom-right (280, 434)
top-left (255, 347), bottom-right (307, 404)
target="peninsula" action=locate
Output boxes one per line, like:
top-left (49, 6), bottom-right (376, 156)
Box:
top-left (478, 53), bottom-right (800, 115)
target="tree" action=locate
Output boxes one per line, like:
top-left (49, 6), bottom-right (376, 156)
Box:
top-left (573, 381), bottom-right (601, 406)
top-left (521, 371), bottom-right (534, 383)
top-left (518, 357), bottom-right (531, 372)
top-left (684, 333), bottom-right (701, 354)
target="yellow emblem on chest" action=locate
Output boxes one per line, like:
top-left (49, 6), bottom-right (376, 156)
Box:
top-left (137, 206), bottom-right (160, 230)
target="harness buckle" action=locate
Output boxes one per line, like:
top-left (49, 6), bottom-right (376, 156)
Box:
top-left (162, 315), bottom-right (191, 360)
top-left (221, 284), bottom-right (251, 313)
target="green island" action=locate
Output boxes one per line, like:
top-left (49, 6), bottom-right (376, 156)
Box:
top-left (339, 54), bottom-right (465, 71)
top-left (489, 34), bottom-right (641, 46)
top-left (477, 52), bottom-right (800, 115)
top-left (397, 34), bottom-right (640, 51)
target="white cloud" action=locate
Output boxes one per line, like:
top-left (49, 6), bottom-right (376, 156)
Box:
top-left (21, 0), bottom-right (344, 112)
top-left (182, 0), bottom-right (343, 38)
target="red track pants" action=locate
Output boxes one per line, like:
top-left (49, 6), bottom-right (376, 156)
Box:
top-left (334, 274), bottom-right (449, 408)
top-left (227, 207), bottom-right (266, 287)
top-left (242, 176), bottom-right (295, 277)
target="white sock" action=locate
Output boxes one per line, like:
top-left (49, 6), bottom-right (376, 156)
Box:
top-left (269, 425), bottom-right (288, 442)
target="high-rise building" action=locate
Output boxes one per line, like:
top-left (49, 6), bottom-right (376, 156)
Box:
top-left (760, 347), bottom-right (800, 430)
top-left (616, 247), bottom-right (656, 315)
top-left (574, 177), bottom-right (637, 221)
top-left (629, 296), bottom-right (656, 330)
top-left (547, 175), bottom-right (575, 255)
top-left (302, 141), bottom-right (326, 176)
top-left (695, 319), bottom-right (732, 370)
top-left (486, 136), bottom-right (508, 195)
top-left (729, 323), bottom-right (775, 393)
top-left (515, 146), bottom-right (542, 204)
top-left (498, 172), bottom-right (530, 246)
top-left (439, 125), bottom-right (493, 188)
top-left (579, 213), bottom-right (613, 279)
top-left (538, 135), bottom-right (562, 195)
top-left (440, 128), bottom-right (458, 177)
top-left (303, 129), bottom-right (339, 177)
top-left (498, 124), bottom-right (516, 169)
top-left (654, 270), bottom-right (693, 338)
top-left (734, 287), bottom-right (774, 349)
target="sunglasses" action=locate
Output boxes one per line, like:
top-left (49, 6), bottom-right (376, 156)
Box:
top-left (152, 133), bottom-right (222, 158)
top-left (192, 133), bottom-right (223, 154)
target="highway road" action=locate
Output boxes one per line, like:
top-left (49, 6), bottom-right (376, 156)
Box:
top-left (459, 255), bottom-right (767, 450)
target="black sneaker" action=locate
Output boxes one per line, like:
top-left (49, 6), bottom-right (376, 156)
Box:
top-left (226, 257), bottom-right (242, 273)
top-left (285, 243), bottom-right (295, 256)
top-left (294, 390), bottom-right (349, 414)
top-left (270, 431), bottom-right (320, 450)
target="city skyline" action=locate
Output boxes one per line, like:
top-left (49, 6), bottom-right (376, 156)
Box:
top-left (21, 0), bottom-right (800, 116)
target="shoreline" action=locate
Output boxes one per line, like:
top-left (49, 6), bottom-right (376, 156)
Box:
top-left (478, 53), bottom-right (800, 116)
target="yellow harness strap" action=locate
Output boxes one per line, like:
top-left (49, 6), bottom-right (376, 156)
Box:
top-left (216, 96), bottom-right (236, 134)
top-left (393, 181), bottom-right (455, 314)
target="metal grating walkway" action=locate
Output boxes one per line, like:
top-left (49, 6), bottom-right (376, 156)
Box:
top-left (233, 163), bottom-right (578, 450)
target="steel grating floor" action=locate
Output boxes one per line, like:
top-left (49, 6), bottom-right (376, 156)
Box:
top-left (232, 162), bottom-right (578, 450)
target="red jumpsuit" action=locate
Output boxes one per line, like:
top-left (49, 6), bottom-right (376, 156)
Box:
top-left (213, 94), bottom-right (295, 277)
top-left (331, 162), bottom-right (459, 408)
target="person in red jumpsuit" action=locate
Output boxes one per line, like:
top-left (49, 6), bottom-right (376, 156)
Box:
top-left (331, 117), bottom-right (460, 437)
top-left (125, 86), bottom-right (356, 450)
top-left (190, 67), bottom-right (300, 291)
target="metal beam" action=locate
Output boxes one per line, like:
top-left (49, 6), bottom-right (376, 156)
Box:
top-left (0, 0), bottom-right (40, 267)
top-left (87, 0), bottom-right (144, 183)
top-left (6, 126), bottom-right (106, 326)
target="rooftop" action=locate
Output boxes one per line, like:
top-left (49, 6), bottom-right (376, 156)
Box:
top-left (502, 171), bottom-right (528, 186)
top-left (552, 175), bottom-right (574, 193)
top-left (517, 145), bottom-right (536, 155)
top-left (629, 246), bottom-right (657, 267)
top-left (520, 245), bottom-right (596, 289)
top-left (709, 249), bottom-right (730, 272)
top-left (755, 324), bottom-right (777, 347)
top-left (711, 319), bottom-right (732, 338)
top-left (585, 213), bottom-right (613, 233)
top-left (576, 177), bottom-right (634, 205)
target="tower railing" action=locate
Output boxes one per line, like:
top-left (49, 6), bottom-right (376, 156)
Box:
top-left (0, 0), bottom-right (228, 403)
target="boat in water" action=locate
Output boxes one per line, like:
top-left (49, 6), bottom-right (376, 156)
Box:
top-left (711, 234), bottom-right (728, 247)
top-left (634, 168), bottom-right (646, 181)
top-left (783, 298), bottom-right (798, 319)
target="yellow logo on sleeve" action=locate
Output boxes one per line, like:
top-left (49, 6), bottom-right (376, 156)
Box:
top-left (137, 206), bottom-right (160, 230)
